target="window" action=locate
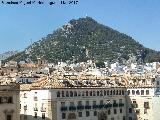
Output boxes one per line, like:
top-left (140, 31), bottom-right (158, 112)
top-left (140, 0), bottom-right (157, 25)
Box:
top-left (70, 102), bottom-right (74, 106)
top-left (74, 91), bottom-right (77, 97)
top-left (78, 91), bottom-right (81, 96)
top-left (62, 113), bottom-right (66, 119)
top-left (123, 116), bottom-right (126, 120)
top-left (119, 99), bottom-right (122, 104)
top-left (24, 93), bottom-right (27, 98)
top-left (61, 102), bottom-right (65, 107)
top-left (144, 109), bottom-right (147, 114)
top-left (34, 103), bottom-right (38, 111)
top-left (116, 90), bottom-right (118, 95)
top-left (113, 90), bottom-right (115, 95)
top-left (8, 97), bottom-right (13, 103)
top-left (57, 91), bottom-right (60, 97)
top-left (86, 101), bottom-right (89, 106)
top-left (93, 91), bottom-right (96, 96)
top-left (111, 118), bottom-right (114, 120)
top-left (119, 90), bottom-right (122, 95)
top-left (132, 90), bottom-right (135, 95)
top-left (100, 100), bottom-right (103, 105)
top-left (129, 108), bottom-right (132, 113)
top-left (114, 109), bottom-right (117, 114)
top-left (0, 97), bottom-right (1, 103)
top-left (66, 91), bottom-right (69, 97)
top-left (78, 101), bottom-right (82, 106)
top-left (78, 112), bottom-right (82, 117)
top-left (97, 91), bottom-right (99, 96)
top-left (90, 91), bottom-right (92, 96)
top-left (136, 90), bottom-right (140, 95)
top-left (62, 91), bottom-right (65, 97)
top-left (93, 101), bottom-right (96, 105)
top-left (120, 108), bottom-right (123, 113)
top-left (122, 90), bottom-right (124, 95)
top-left (104, 90), bottom-right (106, 96)
top-left (86, 111), bottom-right (90, 117)
top-left (24, 115), bottom-right (27, 120)
top-left (70, 91), bottom-right (73, 97)
top-left (86, 91), bottom-right (88, 96)
top-left (100, 90), bottom-right (103, 96)
top-left (110, 90), bottom-right (112, 95)
top-left (129, 117), bottom-right (132, 120)
top-left (34, 112), bottom-right (37, 118)
top-left (107, 90), bottom-right (109, 95)
top-left (144, 102), bottom-right (149, 109)
top-left (94, 111), bottom-right (97, 116)
top-left (113, 100), bottom-right (116, 104)
top-left (6, 114), bottom-right (12, 120)
top-left (141, 90), bottom-right (144, 95)
top-left (136, 109), bottom-right (140, 115)
top-left (127, 90), bottom-right (130, 95)
top-left (132, 100), bottom-right (136, 104)
top-left (42, 113), bottom-right (45, 119)
top-left (82, 91), bottom-right (85, 96)
top-left (108, 109), bottom-right (111, 115)
top-left (146, 90), bottom-right (149, 95)
top-left (157, 81), bottom-right (159, 85)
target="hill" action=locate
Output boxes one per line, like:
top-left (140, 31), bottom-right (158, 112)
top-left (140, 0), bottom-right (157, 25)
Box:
top-left (5, 17), bottom-right (160, 63)
top-left (0, 51), bottom-right (18, 60)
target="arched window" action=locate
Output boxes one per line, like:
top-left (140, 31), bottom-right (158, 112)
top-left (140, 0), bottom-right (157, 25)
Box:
top-left (97, 91), bottom-right (100, 96)
top-left (110, 90), bottom-right (112, 95)
top-left (70, 91), bottom-right (73, 97)
top-left (136, 90), bottom-right (140, 95)
top-left (116, 90), bottom-right (118, 95)
top-left (82, 91), bottom-right (85, 96)
top-left (62, 91), bottom-right (65, 97)
top-left (93, 91), bottom-right (96, 96)
top-left (113, 90), bottom-right (115, 95)
top-left (100, 90), bottom-right (103, 96)
top-left (86, 91), bottom-right (88, 96)
top-left (107, 90), bottom-right (109, 95)
top-left (66, 91), bottom-right (69, 97)
top-left (90, 91), bottom-right (92, 96)
top-left (104, 90), bottom-right (106, 96)
top-left (74, 91), bottom-right (77, 97)
top-left (57, 91), bottom-right (60, 97)
top-left (122, 90), bottom-right (124, 95)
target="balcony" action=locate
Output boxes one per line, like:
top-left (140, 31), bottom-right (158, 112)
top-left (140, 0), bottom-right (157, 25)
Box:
top-left (34, 107), bottom-right (38, 111)
top-left (69, 106), bottom-right (76, 111)
top-left (85, 105), bottom-right (91, 109)
top-left (99, 105), bottom-right (104, 109)
top-left (41, 107), bottom-right (46, 112)
top-left (104, 104), bottom-right (112, 108)
top-left (61, 106), bottom-right (68, 111)
top-left (119, 103), bottom-right (124, 107)
top-left (93, 105), bottom-right (99, 109)
top-left (113, 103), bottom-right (118, 107)
top-left (77, 105), bottom-right (84, 110)
top-left (131, 103), bottom-right (138, 108)
top-left (24, 105), bottom-right (27, 110)
top-left (61, 106), bottom-right (67, 111)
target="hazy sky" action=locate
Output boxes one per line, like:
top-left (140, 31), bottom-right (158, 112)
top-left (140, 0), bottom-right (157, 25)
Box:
top-left (0, 0), bottom-right (160, 53)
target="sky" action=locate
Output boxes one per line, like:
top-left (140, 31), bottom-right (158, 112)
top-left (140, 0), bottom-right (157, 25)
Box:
top-left (0, 0), bottom-right (160, 53)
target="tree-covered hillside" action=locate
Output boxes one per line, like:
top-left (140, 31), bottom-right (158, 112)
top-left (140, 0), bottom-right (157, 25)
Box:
top-left (5, 17), bottom-right (160, 63)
